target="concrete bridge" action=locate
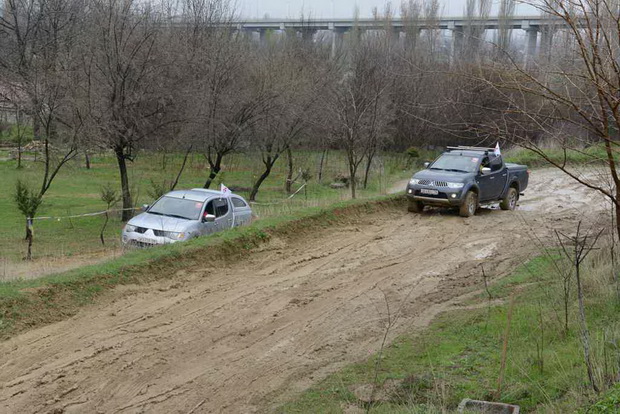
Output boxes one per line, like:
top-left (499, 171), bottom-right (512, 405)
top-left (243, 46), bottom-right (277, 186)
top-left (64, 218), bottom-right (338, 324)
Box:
top-left (232, 15), bottom-right (566, 62)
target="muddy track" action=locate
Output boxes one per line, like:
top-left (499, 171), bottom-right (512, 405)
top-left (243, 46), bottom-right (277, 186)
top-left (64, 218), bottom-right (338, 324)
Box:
top-left (0, 169), bottom-right (608, 413)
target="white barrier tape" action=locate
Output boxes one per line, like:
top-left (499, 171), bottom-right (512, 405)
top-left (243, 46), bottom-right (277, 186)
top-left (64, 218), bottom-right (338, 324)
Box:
top-left (250, 184), bottom-right (307, 206)
top-left (29, 207), bottom-right (141, 221)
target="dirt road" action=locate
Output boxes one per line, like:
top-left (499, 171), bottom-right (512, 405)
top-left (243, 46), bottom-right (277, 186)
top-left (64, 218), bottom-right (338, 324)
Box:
top-left (0, 169), bottom-right (609, 413)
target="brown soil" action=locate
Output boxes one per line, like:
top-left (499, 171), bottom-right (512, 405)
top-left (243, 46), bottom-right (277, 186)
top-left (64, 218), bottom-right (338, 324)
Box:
top-left (0, 168), bottom-right (609, 413)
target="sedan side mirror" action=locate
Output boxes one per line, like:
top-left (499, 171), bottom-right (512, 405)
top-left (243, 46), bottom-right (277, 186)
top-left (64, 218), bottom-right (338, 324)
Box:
top-left (481, 167), bottom-right (491, 175)
top-left (141, 204), bottom-right (150, 212)
top-left (202, 214), bottom-right (216, 223)
top-left (423, 162), bottom-right (430, 168)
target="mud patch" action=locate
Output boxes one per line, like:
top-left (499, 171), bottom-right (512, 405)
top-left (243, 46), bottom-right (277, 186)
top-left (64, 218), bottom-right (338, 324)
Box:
top-left (0, 168), bottom-right (609, 414)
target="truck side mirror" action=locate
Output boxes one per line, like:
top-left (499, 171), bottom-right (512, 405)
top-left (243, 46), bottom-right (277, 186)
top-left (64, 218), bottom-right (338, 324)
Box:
top-left (202, 214), bottom-right (216, 223)
top-left (481, 167), bottom-right (491, 175)
top-left (423, 162), bottom-right (430, 168)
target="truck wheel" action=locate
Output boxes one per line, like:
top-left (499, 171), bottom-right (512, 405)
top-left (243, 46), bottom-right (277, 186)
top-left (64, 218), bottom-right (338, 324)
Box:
top-left (408, 200), bottom-right (424, 213)
top-left (500, 187), bottom-right (518, 211)
top-left (459, 191), bottom-right (478, 217)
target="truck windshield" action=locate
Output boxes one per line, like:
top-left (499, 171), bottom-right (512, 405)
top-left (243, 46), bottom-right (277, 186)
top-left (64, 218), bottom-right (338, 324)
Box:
top-left (429, 154), bottom-right (479, 173)
top-left (148, 197), bottom-right (204, 220)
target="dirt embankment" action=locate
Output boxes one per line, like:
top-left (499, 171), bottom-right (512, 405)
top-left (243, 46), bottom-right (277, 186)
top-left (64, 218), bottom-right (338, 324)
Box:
top-left (0, 168), bottom-right (609, 413)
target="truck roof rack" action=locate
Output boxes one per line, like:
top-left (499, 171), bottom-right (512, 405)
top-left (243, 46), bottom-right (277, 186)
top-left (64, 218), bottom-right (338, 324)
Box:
top-left (446, 146), bottom-right (496, 155)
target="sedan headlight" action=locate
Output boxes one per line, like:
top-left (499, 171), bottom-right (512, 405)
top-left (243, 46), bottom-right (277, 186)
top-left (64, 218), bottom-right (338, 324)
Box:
top-left (409, 178), bottom-right (420, 185)
top-left (163, 231), bottom-right (186, 240)
top-left (124, 224), bottom-right (137, 233)
top-left (446, 182), bottom-right (465, 189)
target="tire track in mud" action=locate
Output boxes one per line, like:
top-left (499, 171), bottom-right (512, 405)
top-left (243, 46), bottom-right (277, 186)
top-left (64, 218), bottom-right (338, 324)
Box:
top-left (0, 168), bottom-right (609, 413)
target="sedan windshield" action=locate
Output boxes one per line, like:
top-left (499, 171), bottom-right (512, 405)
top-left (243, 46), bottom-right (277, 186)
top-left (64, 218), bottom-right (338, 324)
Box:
top-left (429, 154), bottom-right (480, 173)
top-left (148, 197), bottom-right (204, 220)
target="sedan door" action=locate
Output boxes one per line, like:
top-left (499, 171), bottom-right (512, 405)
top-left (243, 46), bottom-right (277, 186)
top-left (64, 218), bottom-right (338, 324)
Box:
top-left (230, 196), bottom-right (252, 227)
top-left (212, 197), bottom-right (233, 231)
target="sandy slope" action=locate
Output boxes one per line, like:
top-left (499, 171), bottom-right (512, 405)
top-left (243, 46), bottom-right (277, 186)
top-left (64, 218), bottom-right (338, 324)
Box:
top-left (0, 168), bottom-right (609, 413)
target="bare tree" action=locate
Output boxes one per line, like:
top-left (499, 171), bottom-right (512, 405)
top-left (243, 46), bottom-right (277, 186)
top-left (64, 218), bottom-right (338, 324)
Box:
top-left (78, 0), bottom-right (177, 221)
top-left (557, 222), bottom-right (604, 393)
top-left (328, 36), bottom-right (391, 198)
top-left (1, 0), bottom-right (83, 257)
top-left (175, 2), bottom-right (272, 189)
top-left (482, 0), bottom-right (620, 239)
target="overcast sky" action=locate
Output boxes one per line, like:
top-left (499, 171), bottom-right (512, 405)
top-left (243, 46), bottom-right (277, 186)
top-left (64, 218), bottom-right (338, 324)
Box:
top-left (235, 0), bottom-right (540, 19)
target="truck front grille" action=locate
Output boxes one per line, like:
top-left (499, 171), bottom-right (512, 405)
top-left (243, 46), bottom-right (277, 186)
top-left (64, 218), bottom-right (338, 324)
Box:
top-left (418, 180), bottom-right (449, 187)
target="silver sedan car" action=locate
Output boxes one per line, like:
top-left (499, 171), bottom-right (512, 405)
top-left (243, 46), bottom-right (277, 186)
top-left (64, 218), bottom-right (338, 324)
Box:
top-left (121, 188), bottom-right (253, 247)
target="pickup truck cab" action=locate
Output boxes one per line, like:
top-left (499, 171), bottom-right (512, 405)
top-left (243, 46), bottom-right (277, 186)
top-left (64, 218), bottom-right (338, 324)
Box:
top-left (406, 146), bottom-right (529, 217)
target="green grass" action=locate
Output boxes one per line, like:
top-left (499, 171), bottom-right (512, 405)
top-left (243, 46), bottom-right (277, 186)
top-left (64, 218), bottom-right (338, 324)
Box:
top-left (504, 144), bottom-right (611, 168)
top-left (0, 194), bottom-right (405, 340)
top-left (589, 383), bottom-right (620, 413)
top-left (0, 149), bottom-right (424, 264)
top-left (279, 241), bottom-right (620, 413)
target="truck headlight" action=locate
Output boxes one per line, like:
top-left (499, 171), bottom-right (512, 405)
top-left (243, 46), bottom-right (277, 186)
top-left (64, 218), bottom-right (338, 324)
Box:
top-left (409, 178), bottom-right (420, 185)
top-left (447, 182), bottom-right (465, 189)
top-left (124, 224), bottom-right (137, 233)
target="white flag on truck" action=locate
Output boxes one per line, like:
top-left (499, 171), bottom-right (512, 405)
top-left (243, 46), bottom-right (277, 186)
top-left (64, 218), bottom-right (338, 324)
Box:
top-left (220, 183), bottom-right (231, 196)
top-left (494, 142), bottom-right (501, 156)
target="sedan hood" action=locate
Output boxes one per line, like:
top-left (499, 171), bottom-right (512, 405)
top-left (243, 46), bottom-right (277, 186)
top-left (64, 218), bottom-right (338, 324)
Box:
top-left (128, 213), bottom-right (194, 232)
top-left (413, 169), bottom-right (475, 182)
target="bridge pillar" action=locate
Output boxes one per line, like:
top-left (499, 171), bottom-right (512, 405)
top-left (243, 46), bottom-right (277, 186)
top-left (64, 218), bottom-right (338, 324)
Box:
top-left (449, 25), bottom-right (464, 66)
top-left (389, 29), bottom-right (403, 47)
top-left (300, 29), bottom-right (316, 42)
top-left (524, 27), bottom-right (538, 68)
top-left (540, 28), bottom-right (554, 62)
top-left (403, 28), bottom-right (421, 50)
top-left (242, 28), bottom-right (257, 41)
top-left (330, 26), bottom-right (346, 57)
top-left (259, 29), bottom-right (269, 46)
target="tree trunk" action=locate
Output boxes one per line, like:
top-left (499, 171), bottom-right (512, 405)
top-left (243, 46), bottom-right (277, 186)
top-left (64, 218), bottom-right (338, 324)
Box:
top-left (84, 151), bottom-right (91, 169)
top-left (204, 152), bottom-right (223, 189)
top-left (616, 200), bottom-right (620, 243)
top-left (100, 211), bottom-right (108, 245)
top-left (17, 143), bottom-right (22, 169)
top-left (349, 162), bottom-right (357, 199)
top-left (286, 147), bottom-right (294, 194)
top-left (115, 148), bottom-right (133, 222)
top-left (318, 149), bottom-right (328, 184)
top-left (170, 145), bottom-right (192, 191)
top-left (33, 116), bottom-right (40, 141)
top-left (363, 152), bottom-right (374, 189)
top-left (250, 162), bottom-right (273, 202)
top-left (25, 219), bottom-right (33, 260)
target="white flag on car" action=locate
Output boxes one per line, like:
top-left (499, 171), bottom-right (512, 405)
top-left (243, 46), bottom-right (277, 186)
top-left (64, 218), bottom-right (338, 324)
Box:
top-left (494, 142), bottom-right (501, 157)
top-left (220, 183), bottom-right (231, 196)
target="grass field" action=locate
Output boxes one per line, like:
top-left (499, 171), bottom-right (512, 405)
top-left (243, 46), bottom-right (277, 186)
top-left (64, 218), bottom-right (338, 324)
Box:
top-left (502, 144), bottom-right (612, 168)
top-left (278, 238), bottom-right (620, 413)
top-left (0, 149), bottom-right (423, 266)
top-left (0, 142), bottom-right (609, 269)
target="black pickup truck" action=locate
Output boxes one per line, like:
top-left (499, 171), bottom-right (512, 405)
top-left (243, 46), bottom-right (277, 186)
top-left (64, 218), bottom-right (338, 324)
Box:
top-left (406, 146), bottom-right (529, 217)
